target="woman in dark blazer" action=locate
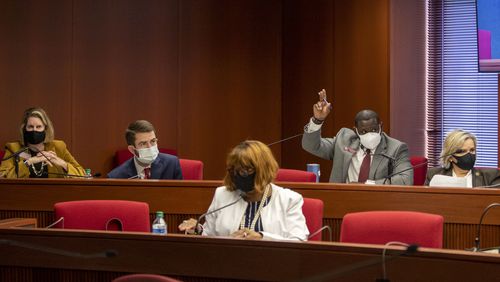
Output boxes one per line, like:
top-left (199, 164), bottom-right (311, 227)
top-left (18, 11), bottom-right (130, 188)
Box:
top-left (425, 129), bottom-right (500, 188)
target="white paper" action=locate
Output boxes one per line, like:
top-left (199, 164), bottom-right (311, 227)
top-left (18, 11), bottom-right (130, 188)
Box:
top-left (429, 174), bottom-right (467, 188)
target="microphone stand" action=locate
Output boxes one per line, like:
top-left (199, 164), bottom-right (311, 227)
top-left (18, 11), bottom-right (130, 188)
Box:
top-left (296, 244), bottom-right (418, 282)
top-left (194, 196), bottom-right (243, 234)
top-left (472, 203), bottom-right (500, 252)
top-left (382, 161), bottom-right (428, 185)
top-left (267, 133), bottom-right (304, 147)
top-left (3, 147), bottom-right (29, 178)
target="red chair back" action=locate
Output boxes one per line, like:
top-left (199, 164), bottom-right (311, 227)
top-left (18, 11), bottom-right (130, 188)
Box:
top-left (302, 198), bottom-right (324, 241)
top-left (410, 156), bottom-right (428, 185)
top-left (276, 168), bottom-right (316, 182)
top-left (113, 274), bottom-right (182, 282)
top-left (54, 200), bottom-right (150, 232)
top-left (340, 211), bottom-right (443, 248)
top-left (114, 148), bottom-right (177, 167)
top-left (0, 150), bottom-right (4, 161)
top-left (179, 159), bottom-right (203, 180)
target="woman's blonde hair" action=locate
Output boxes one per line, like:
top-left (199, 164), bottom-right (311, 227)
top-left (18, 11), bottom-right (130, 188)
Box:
top-left (19, 107), bottom-right (55, 145)
top-left (223, 140), bottom-right (278, 193)
top-left (441, 129), bottom-right (476, 169)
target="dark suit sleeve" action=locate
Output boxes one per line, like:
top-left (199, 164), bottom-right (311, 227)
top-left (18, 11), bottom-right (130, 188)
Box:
top-left (174, 158), bottom-right (183, 180)
top-left (480, 168), bottom-right (500, 188)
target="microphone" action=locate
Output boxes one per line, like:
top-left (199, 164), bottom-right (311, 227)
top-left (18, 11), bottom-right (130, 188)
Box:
top-left (379, 241), bottom-right (416, 282)
top-left (194, 195), bottom-right (243, 234)
top-left (471, 203), bottom-right (500, 252)
top-left (2, 146), bottom-right (29, 161)
top-left (0, 238), bottom-right (117, 258)
top-left (299, 225), bottom-right (332, 242)
top-left (382, 160), bottom-right (428, 185)
top-left (298, 244), bottom-right (418, 282)
top-left (28, 145), bottom-right (57, 168)
top-left (47, 172), bottom-right (102, 178)
top-left (267, 133), bottom-right (304, 147)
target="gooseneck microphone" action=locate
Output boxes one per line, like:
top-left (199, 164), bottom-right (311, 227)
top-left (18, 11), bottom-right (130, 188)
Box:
top-left (267, 133), bottom-right (304, 147)
top-left (472, 203), bottom-right (500, 252)
top-left (28, 146), bottom-right (56, 168)
top-left (194, 195), bottom-right (243, 234)
top-left (2, 146), bottom-right (29, 161)
top-left (297, 244), bottom-right (418, 282)
top-left (299, 225), bottom-right (333, 242)
top-left (382, 160), bottom-right (428, 185)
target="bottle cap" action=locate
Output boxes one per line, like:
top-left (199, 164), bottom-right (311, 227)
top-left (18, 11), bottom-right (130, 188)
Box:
top-left (85, 168), bottom-right (91, 175)
top-left (156, 211), bottom-right (164, 217)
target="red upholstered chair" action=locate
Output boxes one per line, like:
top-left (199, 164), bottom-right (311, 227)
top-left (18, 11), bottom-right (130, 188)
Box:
top-left (114, 148), bottom-right (177, 167)
top-left (0, 150), bottom-right (4, 161)
top-left (113, 274), bottom-right (182, 282)
top-left (410, 156), bottom-right (428, 185)
top-left (340, 211), bottom-right (444, 248)
top-left (179, 158), bottom-right (203, 180)
top-left (302, 198), bottom-right (324, 241)
top-left (54, 200), bottom-right (150, 232)
top-left (276, 168), bottom-right (316, 182)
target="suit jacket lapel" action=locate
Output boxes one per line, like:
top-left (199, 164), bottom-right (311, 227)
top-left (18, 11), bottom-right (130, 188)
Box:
top-left (472, 168), bottom-right (483, 187)
top-left (370, 134), bottom-right (388, 179)
top-left (150, 156), bottom-right (163, 179)
top-left (343, 137), bottom-right (360, 181)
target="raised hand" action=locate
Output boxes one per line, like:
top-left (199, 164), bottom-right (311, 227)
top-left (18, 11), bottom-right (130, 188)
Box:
top-left (312, 89), bottom-right (332, 121)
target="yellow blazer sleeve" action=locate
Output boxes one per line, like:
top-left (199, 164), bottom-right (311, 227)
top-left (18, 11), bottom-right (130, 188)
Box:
top-left (48, 140), bottom-right (86, 177)
top-left (0, 142), bottom-right (31, 178)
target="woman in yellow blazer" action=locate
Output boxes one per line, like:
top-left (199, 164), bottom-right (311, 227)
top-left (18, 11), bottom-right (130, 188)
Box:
top-left (0, 107), bottom-right (85, 178)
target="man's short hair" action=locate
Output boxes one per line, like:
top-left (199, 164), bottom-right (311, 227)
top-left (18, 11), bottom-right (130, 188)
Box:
top-left (125, 120), bottom-right (155, 146)
top-left (354, 110), bottom-right (380, 127)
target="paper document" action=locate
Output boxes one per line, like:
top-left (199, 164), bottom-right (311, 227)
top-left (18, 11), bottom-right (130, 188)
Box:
top-left (429, 175), bottom-right (467, 188)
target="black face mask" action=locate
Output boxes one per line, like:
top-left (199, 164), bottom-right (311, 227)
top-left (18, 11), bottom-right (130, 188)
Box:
top-left (23, 130), bottom-right (46, 145)
top-left (454, 153), bottom-right (476, 171)
top-left (232, 172), bottom-right (256, 194)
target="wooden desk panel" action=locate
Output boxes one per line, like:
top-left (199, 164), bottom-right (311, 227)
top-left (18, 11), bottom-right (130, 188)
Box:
top-left (1, 178), bottom-right (500, 249)
top-left (0, 218), bottom-right (37, 228)
top-left (1, 228), bottom-right (500, 282)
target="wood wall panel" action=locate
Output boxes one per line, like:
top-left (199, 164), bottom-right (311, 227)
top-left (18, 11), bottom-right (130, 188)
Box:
top-left (178, 0), bottom-right (282, 179)
top-left (71, 0), bottom-right (180, 173)
top-left (281, 0), bottom-right (335, 180)
top-left (333, 0), bottom-right (390, 133)
top-left (0, 1), bottom-right (390, 180)
top-left (0, 0), bottom-right (73, 146)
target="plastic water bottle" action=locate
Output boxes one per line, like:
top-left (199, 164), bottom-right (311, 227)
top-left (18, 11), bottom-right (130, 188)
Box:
top-left (84, 168), bottom-right (92, 179)
top-left (152, 211), bottom-right (167, 235)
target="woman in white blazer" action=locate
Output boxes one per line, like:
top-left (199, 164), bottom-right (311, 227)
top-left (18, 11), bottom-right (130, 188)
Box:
top-left (179, 140), bottom-right (309, 241)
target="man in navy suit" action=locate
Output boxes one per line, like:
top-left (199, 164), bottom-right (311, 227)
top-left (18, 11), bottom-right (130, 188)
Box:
top-left (108, 120), bottom-right (183, 180)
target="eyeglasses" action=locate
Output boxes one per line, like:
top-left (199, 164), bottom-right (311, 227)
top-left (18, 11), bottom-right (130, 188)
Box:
top-left (228, 166), bottom-right (255, 177)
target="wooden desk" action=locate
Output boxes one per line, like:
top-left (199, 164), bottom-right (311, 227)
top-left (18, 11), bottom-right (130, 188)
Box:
top-left (1, 178), bottom-right (500, 249)
top-left (1, 228), bottom-right (500, 282)
top-left (0, 218), bottom-right (37, 228)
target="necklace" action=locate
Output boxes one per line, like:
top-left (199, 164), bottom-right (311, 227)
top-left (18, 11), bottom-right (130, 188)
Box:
top-left (31, 162), bottom-right (46, 177)
top-left (239, 184), bottom-right (271, 231)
